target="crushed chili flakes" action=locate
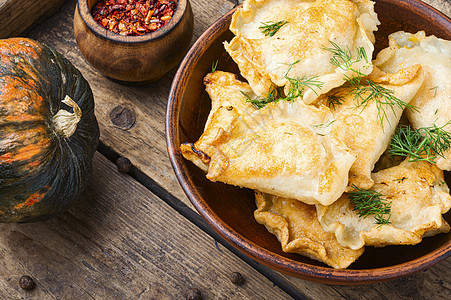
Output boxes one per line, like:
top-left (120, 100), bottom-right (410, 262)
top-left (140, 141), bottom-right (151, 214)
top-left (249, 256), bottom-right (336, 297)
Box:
top-left (92, 0), bottom-right (177, 36)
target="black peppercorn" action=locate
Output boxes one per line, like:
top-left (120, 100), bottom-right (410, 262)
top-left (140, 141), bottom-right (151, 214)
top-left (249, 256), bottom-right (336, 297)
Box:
top-left (116, 156), bottom-right (132, 173)
top-left (230, 272), bottom-right (245, 285)
top-left (185, 288), bottom-right (202, 300)
top-left (19, 275), bottom-right (35, 290)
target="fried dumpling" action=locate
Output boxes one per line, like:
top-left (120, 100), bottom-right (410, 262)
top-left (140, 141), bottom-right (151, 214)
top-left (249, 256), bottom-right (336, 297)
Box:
top-left (224, 0), bottom-right (379, 104)
top-left (316, 160), bottom-right (451, 250)
top-left (181, 71), bottom-right (356, 206)
top-left (374, 31), bottom-right (451, 170)
top-left (204, 71), bottom-right (258, 127)
top-left (254, 191), bottom-right (364, 269)
top-left (181, 71), bottom-right (258, 173)
top-left (316, 65), bottom-right (424, 189)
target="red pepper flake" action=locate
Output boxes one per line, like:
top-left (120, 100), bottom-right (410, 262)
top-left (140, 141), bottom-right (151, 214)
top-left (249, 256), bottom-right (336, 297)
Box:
top-left (91, 0), bottom-right (177, 36)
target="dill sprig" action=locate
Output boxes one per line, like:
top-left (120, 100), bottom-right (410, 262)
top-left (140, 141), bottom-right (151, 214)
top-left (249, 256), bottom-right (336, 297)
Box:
top-left (278, 59), bottom-right (324, 102)
top-left (351, 80), bottom-right (419, 128)
top-left (348, 185), bottom-right (392, 225)
top-left (282, 59), bottom-right (300, 78)
top-left (283, 75), bottom-right (324, 102)
top-left (259, 20), bottom-right (288, 37)
top-left (322, 41), bottom-right (370, 86)
top-left (323, 41), bottom-right (418, 129)
top-left (211, 60), bottom-right (219, 72)
top-left (245, 58), bottom-right (324, 107)
top-left (430, 86), bottom-right (438, 97)
top-left (389, 122), bottom-right (451, 164)
top-left (240, 86), bottom-right (280, 109)
top-left (312, 119), bottom-right (335, 128)
top-left (327, 93), bottom-right (344, 110)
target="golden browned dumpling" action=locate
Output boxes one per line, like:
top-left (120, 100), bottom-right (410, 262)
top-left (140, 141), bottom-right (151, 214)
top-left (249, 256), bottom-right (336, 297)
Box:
top-left (225, 0), bottom-right (379, 103)
top-left (181, 71), bottom-right (257, 172)
top-left (254, 192), bottom-right (364, 269)
top-left (316, 160), bottom-right (451, 250)
top-left (204, 71), bottom-right (258, 127)
top-left (181, 71), bottom-right (356, 206)
top-left (316, 65), bottom-right (424, 189)
top-left (374, 31), bottom-right (451, 170)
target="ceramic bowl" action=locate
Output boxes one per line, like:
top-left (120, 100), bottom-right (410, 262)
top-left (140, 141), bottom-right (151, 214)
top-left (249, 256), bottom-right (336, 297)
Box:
top-left (166, 0), bottom-right (451, 284)
top-left (74, 0), bottom-right (194, 84)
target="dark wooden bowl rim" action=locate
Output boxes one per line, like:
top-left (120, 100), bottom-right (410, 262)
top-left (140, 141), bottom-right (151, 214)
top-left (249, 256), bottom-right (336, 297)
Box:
top-left (166, 0), bottom-right (451, 284)
top-left (77, 0), bottom-right (187, 44)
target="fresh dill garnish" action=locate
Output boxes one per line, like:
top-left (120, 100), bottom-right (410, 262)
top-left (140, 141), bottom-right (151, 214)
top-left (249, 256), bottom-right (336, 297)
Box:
top-left (322, 41), bottom-right (419, 129)
top-left (357, 46), bottom-right (369, 65)
top-left (282, 59), bottom-right (300, 78)
top-left (351, 80), bottom-right (419, 128)
top-left (259, 20), bottom-right (288, 37)
top-left (211, 60), bottom-right (219, 72)
top-left (322, 41), bottom-right (370, 86)
top-left (430, 86), bottom-right (438, 97)
top-left (241, 59), bottom-right (324, 107)
top-left (348, 185), bottom-right (392, 225)
top-left (240, 86), bottom-right (280, 109)
top-left (327, 93), bottom-right (344, 110)
top-left (389, 122), bottom-right (451, 164)
top-left (278, 59), bottom-right (324, 101)
top-left (283, 75), bottom-right (324, 102)
top-left (312, 119), bottom-right (336, 128)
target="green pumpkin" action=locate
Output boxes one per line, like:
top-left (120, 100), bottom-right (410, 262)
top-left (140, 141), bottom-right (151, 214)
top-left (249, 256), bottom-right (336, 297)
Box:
top-left (0, 38), bottom-right (99, 222)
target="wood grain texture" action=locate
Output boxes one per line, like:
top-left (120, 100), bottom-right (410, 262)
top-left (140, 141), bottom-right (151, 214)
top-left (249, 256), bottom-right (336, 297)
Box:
top-left (424, 0), bottom-right (451, 16)
top-left (0, 0), bottom-right (66, 38)
top-left (279, 259), bottom-right (451, 299)
top-left (0, 152), bottom-right (290, 299)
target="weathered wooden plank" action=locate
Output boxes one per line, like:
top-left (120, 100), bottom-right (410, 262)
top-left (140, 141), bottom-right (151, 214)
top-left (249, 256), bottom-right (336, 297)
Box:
top-left (0, 0), bottom-right (66, 38)
top-left (0, 152), bottom-right (290, 299)
top-left (277, 256), bottom-right (451, 300)
top-left (423, 0), bottom-right (451, 16)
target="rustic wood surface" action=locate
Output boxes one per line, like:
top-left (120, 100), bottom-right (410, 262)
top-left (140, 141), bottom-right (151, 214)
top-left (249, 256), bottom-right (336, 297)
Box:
top-left (424, 0), bottom-right (451, 15)
top-left (0, 153), bottom-right (290, 299)
top-left (0, 0), bottom-right (449, 299)
top-left (0, 0), bottom-right (66, 38)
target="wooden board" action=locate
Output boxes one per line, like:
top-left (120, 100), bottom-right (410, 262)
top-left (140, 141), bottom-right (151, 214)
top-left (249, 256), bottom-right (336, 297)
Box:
top-left (423, 0), bottom-right (451, 16)
top-left (0, 0), bottom-right (66, 38)
top-left (0, 152), bottom-right (291, 299)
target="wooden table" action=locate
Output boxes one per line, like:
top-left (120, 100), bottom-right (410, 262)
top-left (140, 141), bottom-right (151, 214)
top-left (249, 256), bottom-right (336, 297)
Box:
top-left (0, 0), bottom-right (450, 299)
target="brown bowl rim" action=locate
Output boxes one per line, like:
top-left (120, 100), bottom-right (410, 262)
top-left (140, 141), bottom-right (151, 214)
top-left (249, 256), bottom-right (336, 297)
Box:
top-left (166, 0), bottom-right (451, 284)
top-left (77, 0), bottom-right (187, 44)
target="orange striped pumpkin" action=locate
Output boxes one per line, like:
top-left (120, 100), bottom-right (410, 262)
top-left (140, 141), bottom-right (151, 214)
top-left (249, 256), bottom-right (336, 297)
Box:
top-left (0, 38), bottom-right (99, 222)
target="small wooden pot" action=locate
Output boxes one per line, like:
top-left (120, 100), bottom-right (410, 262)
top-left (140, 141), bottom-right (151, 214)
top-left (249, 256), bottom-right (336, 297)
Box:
top-left (74, 0), bottom-right (194, 84)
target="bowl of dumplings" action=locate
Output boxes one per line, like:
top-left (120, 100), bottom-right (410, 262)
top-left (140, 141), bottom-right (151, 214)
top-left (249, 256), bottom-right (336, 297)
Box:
top-left (166, 0), bottom-right (451, 284)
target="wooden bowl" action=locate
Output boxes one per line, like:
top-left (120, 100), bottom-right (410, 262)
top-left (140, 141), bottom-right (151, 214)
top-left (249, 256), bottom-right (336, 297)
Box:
top-left (166, 0), bottom-right (451, 284)
top-left (74, 0), bottom-right (194, 84)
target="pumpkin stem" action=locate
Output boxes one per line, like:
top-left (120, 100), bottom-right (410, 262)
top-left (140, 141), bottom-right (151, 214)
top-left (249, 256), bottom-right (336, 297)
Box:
top-left (53, 95), bottom-right (82, 138)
